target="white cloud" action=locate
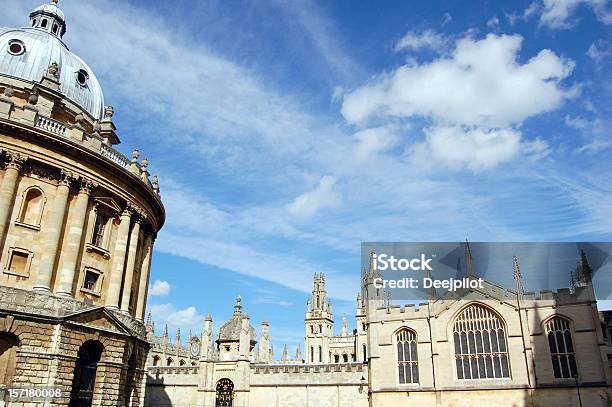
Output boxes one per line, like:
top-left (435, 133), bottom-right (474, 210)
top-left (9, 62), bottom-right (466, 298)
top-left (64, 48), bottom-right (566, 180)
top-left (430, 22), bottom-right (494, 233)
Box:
top-left (538, 0), bottom-right (612, 29)
top-left (587, 40), bottom-right (612, 61)
top-left (149, 303), bottom-right (204, 333)
top-left (288, 176), bottom-right (341, 218)
top-left (353, 126), bottom-right (399, 160)
top-left (150, 280), bottom-right (171, 297)
top-left (409, 126), bottom-right (522, 171)
top-left (343, 34), bottom-right (574, 128)
top-left (342, 34), bottom-right (574, 170)
top-left (394, 29), bottom-right (447, 52)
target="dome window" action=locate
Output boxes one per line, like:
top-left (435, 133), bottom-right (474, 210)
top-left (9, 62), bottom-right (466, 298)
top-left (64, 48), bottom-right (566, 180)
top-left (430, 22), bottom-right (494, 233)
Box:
top-left (76, 69), bottom-right (89, 87)
top-left (52, 24), bottom-right (59, 34)
top-left (41, 19), bottom-right (48, 28)
top-left (32, 19), bottom-right (37, 27)
top-left (7, 40), bottom-right (25, 56)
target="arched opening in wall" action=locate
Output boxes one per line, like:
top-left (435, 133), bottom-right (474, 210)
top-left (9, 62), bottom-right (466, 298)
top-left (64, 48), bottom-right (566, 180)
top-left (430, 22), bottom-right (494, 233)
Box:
top-left (363, 344), bottom-right (367, 361)
top-left (545, 316), bottom-right (578, 379)
top-left (179, 359), bottom-right (185, 366)
top-left (0, 333), bottom-right (19, 387)
top-left (452, 303), bottom-right (510, 380)
top-left (310, 346), bottom-right (313, 363)
top-left (334, 354), bottom-right (339, 363)
top-left (318, 346), bottom-right (322, 363)
top-left (52, 24), bottom-right (59, 34)
top-left (123, 351), bottom-right (137, 406)
top-left (32, 19), bottom-right (37, 27)
top-left (215, 378), bottom-right (234, 407)
top-left (17, 187), bottom-right (45, 227)
top-left (191, 361), bottom-right (197, 366)
top-left (41, 19), bottom-right (48, 28)
top-left (152, 355), bottom-right (160, 366)
top-left (69, 340), bottom-right (104, 407)
top-left (166, 357), bottom-right (173, 366)
top-left (397, 328), bottom-right (419, 384)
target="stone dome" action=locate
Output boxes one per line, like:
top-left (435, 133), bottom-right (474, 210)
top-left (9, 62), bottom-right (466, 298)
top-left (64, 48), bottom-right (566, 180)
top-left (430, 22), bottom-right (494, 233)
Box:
top-left (218, 296), bottom-right (257, 343)
top-left (0, 1), bottom-right (104, 119)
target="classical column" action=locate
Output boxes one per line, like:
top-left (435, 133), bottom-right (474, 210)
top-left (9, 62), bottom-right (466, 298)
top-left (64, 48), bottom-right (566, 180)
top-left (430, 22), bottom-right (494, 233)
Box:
top-left (136, 234), bottom-right (154, 320)
top-left (120, 213), bottom-right (142, 313)
top-left (0, 152), bottom-right (25, 251)
top-left (56, 178), bottom-right (95, 297)
top-left (105, 205), bottom-right (132, 308)
top-left (34, 171), bottom-right (74, 292)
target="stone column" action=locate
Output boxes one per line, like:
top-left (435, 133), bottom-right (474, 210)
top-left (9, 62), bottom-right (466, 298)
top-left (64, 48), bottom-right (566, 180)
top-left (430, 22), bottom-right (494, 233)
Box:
top-left (120, 214), bottom-right (142, 313)
top-left (34, 171), bottom-right (74, 292)
top-left (0, 152), bottom-right (25, 251)
top-left (135, 234), bottom-right (154, 320)
top-left (105, 206), bottom-right (132, 309)
top-left (56, 179), bottom-right (95, 297)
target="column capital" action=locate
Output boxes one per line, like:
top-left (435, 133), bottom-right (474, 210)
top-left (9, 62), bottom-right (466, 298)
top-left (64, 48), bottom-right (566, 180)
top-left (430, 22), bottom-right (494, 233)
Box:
top-left (78, 178), bottom-right (97, 195)
top-left (58, 170), bottom-right (78, 187)
top-left (125, 202), bottom-right (147, 223)
top-left (4, 151), bottom-right (27, 172)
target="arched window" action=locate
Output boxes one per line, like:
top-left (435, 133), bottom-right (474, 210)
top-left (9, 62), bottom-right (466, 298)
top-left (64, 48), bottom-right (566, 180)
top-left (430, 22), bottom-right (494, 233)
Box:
top-left (545, 317), bottom-right (577, 379)
top-left (334, 354), bottom-right (339, 363)
top-left (215, 378), bottom-right (234, 407)
top-left (397, 329), bottom-right (418, 384)
top-left (363, 344), bottom-right (367, 361)
top-left (318, 346), bottom-right (322, 363)
top-left (342, 354), bottom-right (348, 363)
top-left (69, 340), bottom-right (104, 406)
top-left (166, 357), bottom-right (173, 366)
top-left (191, 361), bottom-right (197, 366)
top-left (179, 359), bottom-right (186, 366)
top-left (310, 346), bottom-right (314, 363)
top-left (453, 304), bottom-right (510, 380)
top-left (152, 355), bottom-right (160, 366)
top-left (0, 333), bottom-right (19, 386)
top-left (17, 187), bottom-right (46, 227)
top-left (41, 19), bottom-right (48, 28)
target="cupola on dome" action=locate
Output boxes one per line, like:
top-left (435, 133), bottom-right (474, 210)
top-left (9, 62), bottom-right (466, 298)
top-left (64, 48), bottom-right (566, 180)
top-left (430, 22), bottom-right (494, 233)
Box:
top-left (0, 0), bottom-right (105, 119)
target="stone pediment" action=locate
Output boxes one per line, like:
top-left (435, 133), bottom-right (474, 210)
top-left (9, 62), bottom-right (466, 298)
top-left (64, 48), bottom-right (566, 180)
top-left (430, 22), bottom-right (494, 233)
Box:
top-left (64, 307), bottom-right (135, 337)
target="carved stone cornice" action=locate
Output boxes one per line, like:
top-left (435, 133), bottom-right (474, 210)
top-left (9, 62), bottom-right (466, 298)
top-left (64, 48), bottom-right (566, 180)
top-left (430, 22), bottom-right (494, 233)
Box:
top-left (23, 162), bottom-right (60, 181)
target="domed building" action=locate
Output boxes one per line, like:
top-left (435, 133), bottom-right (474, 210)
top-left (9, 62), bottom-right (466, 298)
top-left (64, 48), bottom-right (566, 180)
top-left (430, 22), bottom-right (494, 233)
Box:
top-left (0, 1), bottom-right (164, 406)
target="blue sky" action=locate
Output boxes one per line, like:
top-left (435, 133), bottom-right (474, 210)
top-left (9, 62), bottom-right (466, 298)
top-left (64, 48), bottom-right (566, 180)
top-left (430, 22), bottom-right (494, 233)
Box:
top-left (2, 0), bottom-right (611, 357)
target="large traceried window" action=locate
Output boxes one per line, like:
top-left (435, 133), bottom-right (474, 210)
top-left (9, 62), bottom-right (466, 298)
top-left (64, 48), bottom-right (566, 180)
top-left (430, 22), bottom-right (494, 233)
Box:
top-left (453, 304), bottom-right (510, 380)
top-left (397, 329), bottom-right (418, 384)
top-left (545, 317), bottom-right (577, 379)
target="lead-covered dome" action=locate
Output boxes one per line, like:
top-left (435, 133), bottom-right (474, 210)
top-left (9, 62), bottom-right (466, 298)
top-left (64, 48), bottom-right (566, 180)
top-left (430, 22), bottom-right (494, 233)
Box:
top-left (0, 1), bottom-right (104, 119)
top-left (218, 296), bottom-right (257, 343)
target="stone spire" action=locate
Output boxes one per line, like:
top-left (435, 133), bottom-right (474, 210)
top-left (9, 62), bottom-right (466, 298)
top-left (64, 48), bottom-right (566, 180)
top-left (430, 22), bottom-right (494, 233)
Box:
top-left (465, 240), bottom-right (475, 278)
top-left (175, 328), bottom-right (181, 346)
top-left (513, 255), bottom-right (524, 299)
top-left (200, 313), bottom-right (213, 361)
top-left (295, 344), bottom-right (302, 361)
top-left (145, 311), bottom-right (153, 333)
top-left (282, 344), bottom-right (289, 362)
top-left (257, 321), bottom-right (271, 364)
top-left (239, 312), bottom-right (251, 359)
top-left (341, 315), bottom-right (348, 337)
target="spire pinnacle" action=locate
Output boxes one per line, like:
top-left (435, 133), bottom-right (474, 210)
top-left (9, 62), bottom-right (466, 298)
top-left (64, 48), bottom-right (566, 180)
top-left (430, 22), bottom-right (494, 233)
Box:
top-left (51, 0), bottom-right (59, 5)
top-left (233, 295), bottom-right (242, 315)
top-left (513, 255), bottom-right (524, 298)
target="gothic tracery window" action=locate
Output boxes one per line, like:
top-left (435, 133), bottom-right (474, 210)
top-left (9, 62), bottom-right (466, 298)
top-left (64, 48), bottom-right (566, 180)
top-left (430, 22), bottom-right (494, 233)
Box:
top-left (545, 317), bottom-right (578, 379)
top-left (397, 328), bottom-right (418, 384)
top-left (453, 304), bottom-right (510, 380)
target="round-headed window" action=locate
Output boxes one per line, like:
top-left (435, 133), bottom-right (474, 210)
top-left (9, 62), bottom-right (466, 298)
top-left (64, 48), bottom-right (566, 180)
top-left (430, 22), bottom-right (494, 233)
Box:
top-left (7, 40), bottom-right (25, 56)
top-left (76, 69), bottom-right (89, 87)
